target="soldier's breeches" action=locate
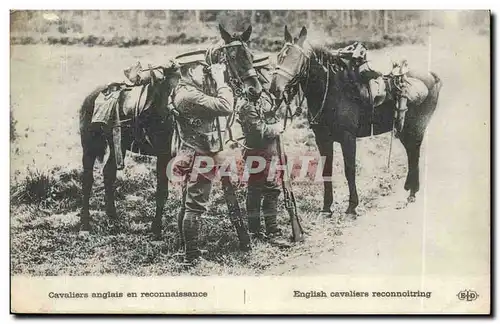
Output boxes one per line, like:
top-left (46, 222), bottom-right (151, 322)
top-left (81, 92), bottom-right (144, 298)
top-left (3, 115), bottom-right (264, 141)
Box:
top-left (247, 176), bottom-right (280, 234)
top-left (185, 175), bottom-right (213, 213)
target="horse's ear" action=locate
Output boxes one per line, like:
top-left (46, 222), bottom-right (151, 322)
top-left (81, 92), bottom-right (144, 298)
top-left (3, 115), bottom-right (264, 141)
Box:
top-left (219, 24), bottom-right (232, 43)
top-left (297, 26), bottom-right (307, 46)
top-left (284, 25), bottom-right (293, 43)
top-left (241, 25), bottom-right (252, 43)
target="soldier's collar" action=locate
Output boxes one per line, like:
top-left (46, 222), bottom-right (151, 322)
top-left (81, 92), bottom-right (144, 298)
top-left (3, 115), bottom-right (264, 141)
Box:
top-left (179, 78), bottom-right (203, 91)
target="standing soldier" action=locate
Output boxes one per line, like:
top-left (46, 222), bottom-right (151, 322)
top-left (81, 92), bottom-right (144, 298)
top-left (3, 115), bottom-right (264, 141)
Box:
top-left (238, 54), bottom-right (290, 248)
top-left (253, 54), bottom-right (272, 91)
top-left (171, 49), bottom-right (234, 266)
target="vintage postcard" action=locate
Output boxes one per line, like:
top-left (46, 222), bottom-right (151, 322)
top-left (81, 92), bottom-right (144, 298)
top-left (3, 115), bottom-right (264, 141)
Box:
top-left (9, 9), bottom-right (490, 314)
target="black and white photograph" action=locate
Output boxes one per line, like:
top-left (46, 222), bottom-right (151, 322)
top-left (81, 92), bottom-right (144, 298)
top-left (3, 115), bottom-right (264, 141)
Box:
top-left (9, 8), bottom-right (490, 314)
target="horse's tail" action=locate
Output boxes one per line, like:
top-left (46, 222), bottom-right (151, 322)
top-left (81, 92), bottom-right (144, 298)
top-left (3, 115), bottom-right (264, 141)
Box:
top-left (430, 71), bottom-right (443, 92)
top-left (79, 86), bottom-right (108, 163)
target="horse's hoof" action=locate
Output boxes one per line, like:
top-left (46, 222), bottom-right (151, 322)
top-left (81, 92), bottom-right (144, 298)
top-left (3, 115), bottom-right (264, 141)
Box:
top-left (318, 211), bottom-right (333, 218)
top-left (109, 224), bottom-right (121, 235)
top-left (345, 207), bottom-right (358, 216)
top-left (80, 222), bottom-right (91, 232)
top-left (407, 195), bottom-right (416, 204)
top-left (78, 230), bottom-right (90, 238)
top-left (239, 241), bottom-right (252, 252)
top-left (151, 226), bottom-right (162, 240)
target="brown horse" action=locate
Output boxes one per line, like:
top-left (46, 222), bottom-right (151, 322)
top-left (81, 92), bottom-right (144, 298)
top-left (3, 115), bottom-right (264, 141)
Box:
top-left (270, 26), bottom-right (443, 217)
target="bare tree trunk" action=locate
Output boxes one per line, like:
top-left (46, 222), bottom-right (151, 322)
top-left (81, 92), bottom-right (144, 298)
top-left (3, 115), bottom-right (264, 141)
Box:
top-left (138, 10), bottom-right (146, 38)
top-left (368, 10), bottom-right (374, 29)
top-left (164, 10), bottom-right (171, 26)
top-left (307, 10), bottom-right (313, 30)
top-left (194, 10), bottom-right (201, 25)
top-left (383, 10), bottom-right (389, 33)
top-left (129, 11), bottom-right (139, 38)
top-left (376, 10), bottom-right (382, 31)
top-left (251, 10), bottom-right (257, 24)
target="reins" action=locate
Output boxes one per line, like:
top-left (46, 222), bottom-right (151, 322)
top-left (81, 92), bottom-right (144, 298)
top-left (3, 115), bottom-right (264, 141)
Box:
top-left (273, 42), bottom-right (333, 127)
top-left (206, 40), bottom-right (258, 150)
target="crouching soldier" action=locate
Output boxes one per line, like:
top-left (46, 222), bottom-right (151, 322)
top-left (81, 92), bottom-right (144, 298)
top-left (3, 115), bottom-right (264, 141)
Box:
top-left (170, 49), bottom-right (234, 266)
top-left (238, 54), bottom-right (291, 248)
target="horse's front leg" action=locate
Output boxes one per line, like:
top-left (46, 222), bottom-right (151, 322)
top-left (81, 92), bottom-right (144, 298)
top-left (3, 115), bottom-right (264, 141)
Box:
top-left (151, 153), bottom-right (170, 238)
top-left (340, 131), bottom-right (359, 215)
top-left (103, 147), bottom-right (118, 222)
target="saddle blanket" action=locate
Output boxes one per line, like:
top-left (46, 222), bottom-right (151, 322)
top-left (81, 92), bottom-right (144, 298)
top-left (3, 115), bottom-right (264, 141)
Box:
top-left (92, 89), bottom-right (121, 125)
top-left (92, 85), bottom-right (148, 126)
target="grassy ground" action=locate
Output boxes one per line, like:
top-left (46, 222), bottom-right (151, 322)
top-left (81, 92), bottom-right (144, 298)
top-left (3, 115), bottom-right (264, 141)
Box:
top-left (10, 42), bottom-right (412, 276)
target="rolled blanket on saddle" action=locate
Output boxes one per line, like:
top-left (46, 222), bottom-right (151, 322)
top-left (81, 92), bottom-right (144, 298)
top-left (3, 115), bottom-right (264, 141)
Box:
top-left (402, 77), bottom-right (429, 106)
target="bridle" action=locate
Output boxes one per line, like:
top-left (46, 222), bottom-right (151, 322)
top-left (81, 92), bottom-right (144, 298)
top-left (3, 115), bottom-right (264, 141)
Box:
top-left (206, 39), bottom-right (260, 149)
top-left (273, 42), bottom-right (332, 127)
top-left (274, 42), bottom-right (310, 109)
top-left (206, 40), bottom-right (257, 99)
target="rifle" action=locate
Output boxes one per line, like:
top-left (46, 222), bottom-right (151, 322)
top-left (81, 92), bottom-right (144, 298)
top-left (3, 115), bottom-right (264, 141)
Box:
top-left (204, 67), bottom-right (252, 251)
top-left (275, 133), bottom-right (305, 243)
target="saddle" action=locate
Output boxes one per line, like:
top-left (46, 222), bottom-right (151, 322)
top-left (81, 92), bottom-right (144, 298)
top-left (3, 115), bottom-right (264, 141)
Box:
top-left (92, 63), bottom-right (161, 169)
top-left (357, 76), bottom-right (388, 107)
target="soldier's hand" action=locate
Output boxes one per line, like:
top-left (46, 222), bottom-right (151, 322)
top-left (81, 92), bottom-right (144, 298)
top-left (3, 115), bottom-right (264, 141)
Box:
top-left (210, 63), bottom-right (226, 86)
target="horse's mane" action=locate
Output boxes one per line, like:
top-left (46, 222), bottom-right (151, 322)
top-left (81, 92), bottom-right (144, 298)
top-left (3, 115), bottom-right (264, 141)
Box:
top-left (309, 45), bottom-right (344, 71)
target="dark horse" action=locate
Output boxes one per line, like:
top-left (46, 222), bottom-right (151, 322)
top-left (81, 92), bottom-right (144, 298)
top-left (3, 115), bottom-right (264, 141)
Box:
top-left (79, 62), bottom-right (180, 235)
top-left (79, 24), bottom-right (262, 237)
top-left (270, 26), bottom-right (443, 217)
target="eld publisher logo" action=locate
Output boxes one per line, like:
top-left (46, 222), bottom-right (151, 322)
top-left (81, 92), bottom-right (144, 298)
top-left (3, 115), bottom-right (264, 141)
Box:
top-left (457, 290), bottom-right (479, 302)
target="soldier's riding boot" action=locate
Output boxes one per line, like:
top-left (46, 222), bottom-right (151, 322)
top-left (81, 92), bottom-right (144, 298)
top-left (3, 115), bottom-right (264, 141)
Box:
top-left (174, 180), bottom-right (189, 258)
top-left (246, 186), bottom-right (263, 240)
top-left (182, 211), bottom-right (202, 266)
top-left (174, 206), bottom-right (186, 258)
top-left (263, 193), bottom-right (291, 249)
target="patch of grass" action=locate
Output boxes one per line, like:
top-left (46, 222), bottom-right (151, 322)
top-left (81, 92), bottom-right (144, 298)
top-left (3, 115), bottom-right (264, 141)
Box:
top-left (11, 166), bottom-right (82, 212)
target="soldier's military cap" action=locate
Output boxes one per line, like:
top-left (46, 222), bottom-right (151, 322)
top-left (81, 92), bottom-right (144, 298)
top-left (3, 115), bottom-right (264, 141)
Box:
top-left (175, 49), bottom-right (208, 66)
top-left (253, 54), bottom-right (270, 69)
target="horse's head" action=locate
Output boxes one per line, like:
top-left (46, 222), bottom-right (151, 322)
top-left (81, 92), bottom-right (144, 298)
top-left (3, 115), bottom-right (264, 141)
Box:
top-left (207, 24), bottom-right (262, 102)
top-left (270, 26), bottom-right (310, 104)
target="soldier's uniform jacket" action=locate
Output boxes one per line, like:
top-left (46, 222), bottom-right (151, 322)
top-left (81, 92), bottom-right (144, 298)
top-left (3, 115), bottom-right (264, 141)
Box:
top-left (238, 94), bottom-right (279, 151)
top-left (238, 53), bottom-right (280, 151)
top-left (172, 79), bottom-right (234, 154)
